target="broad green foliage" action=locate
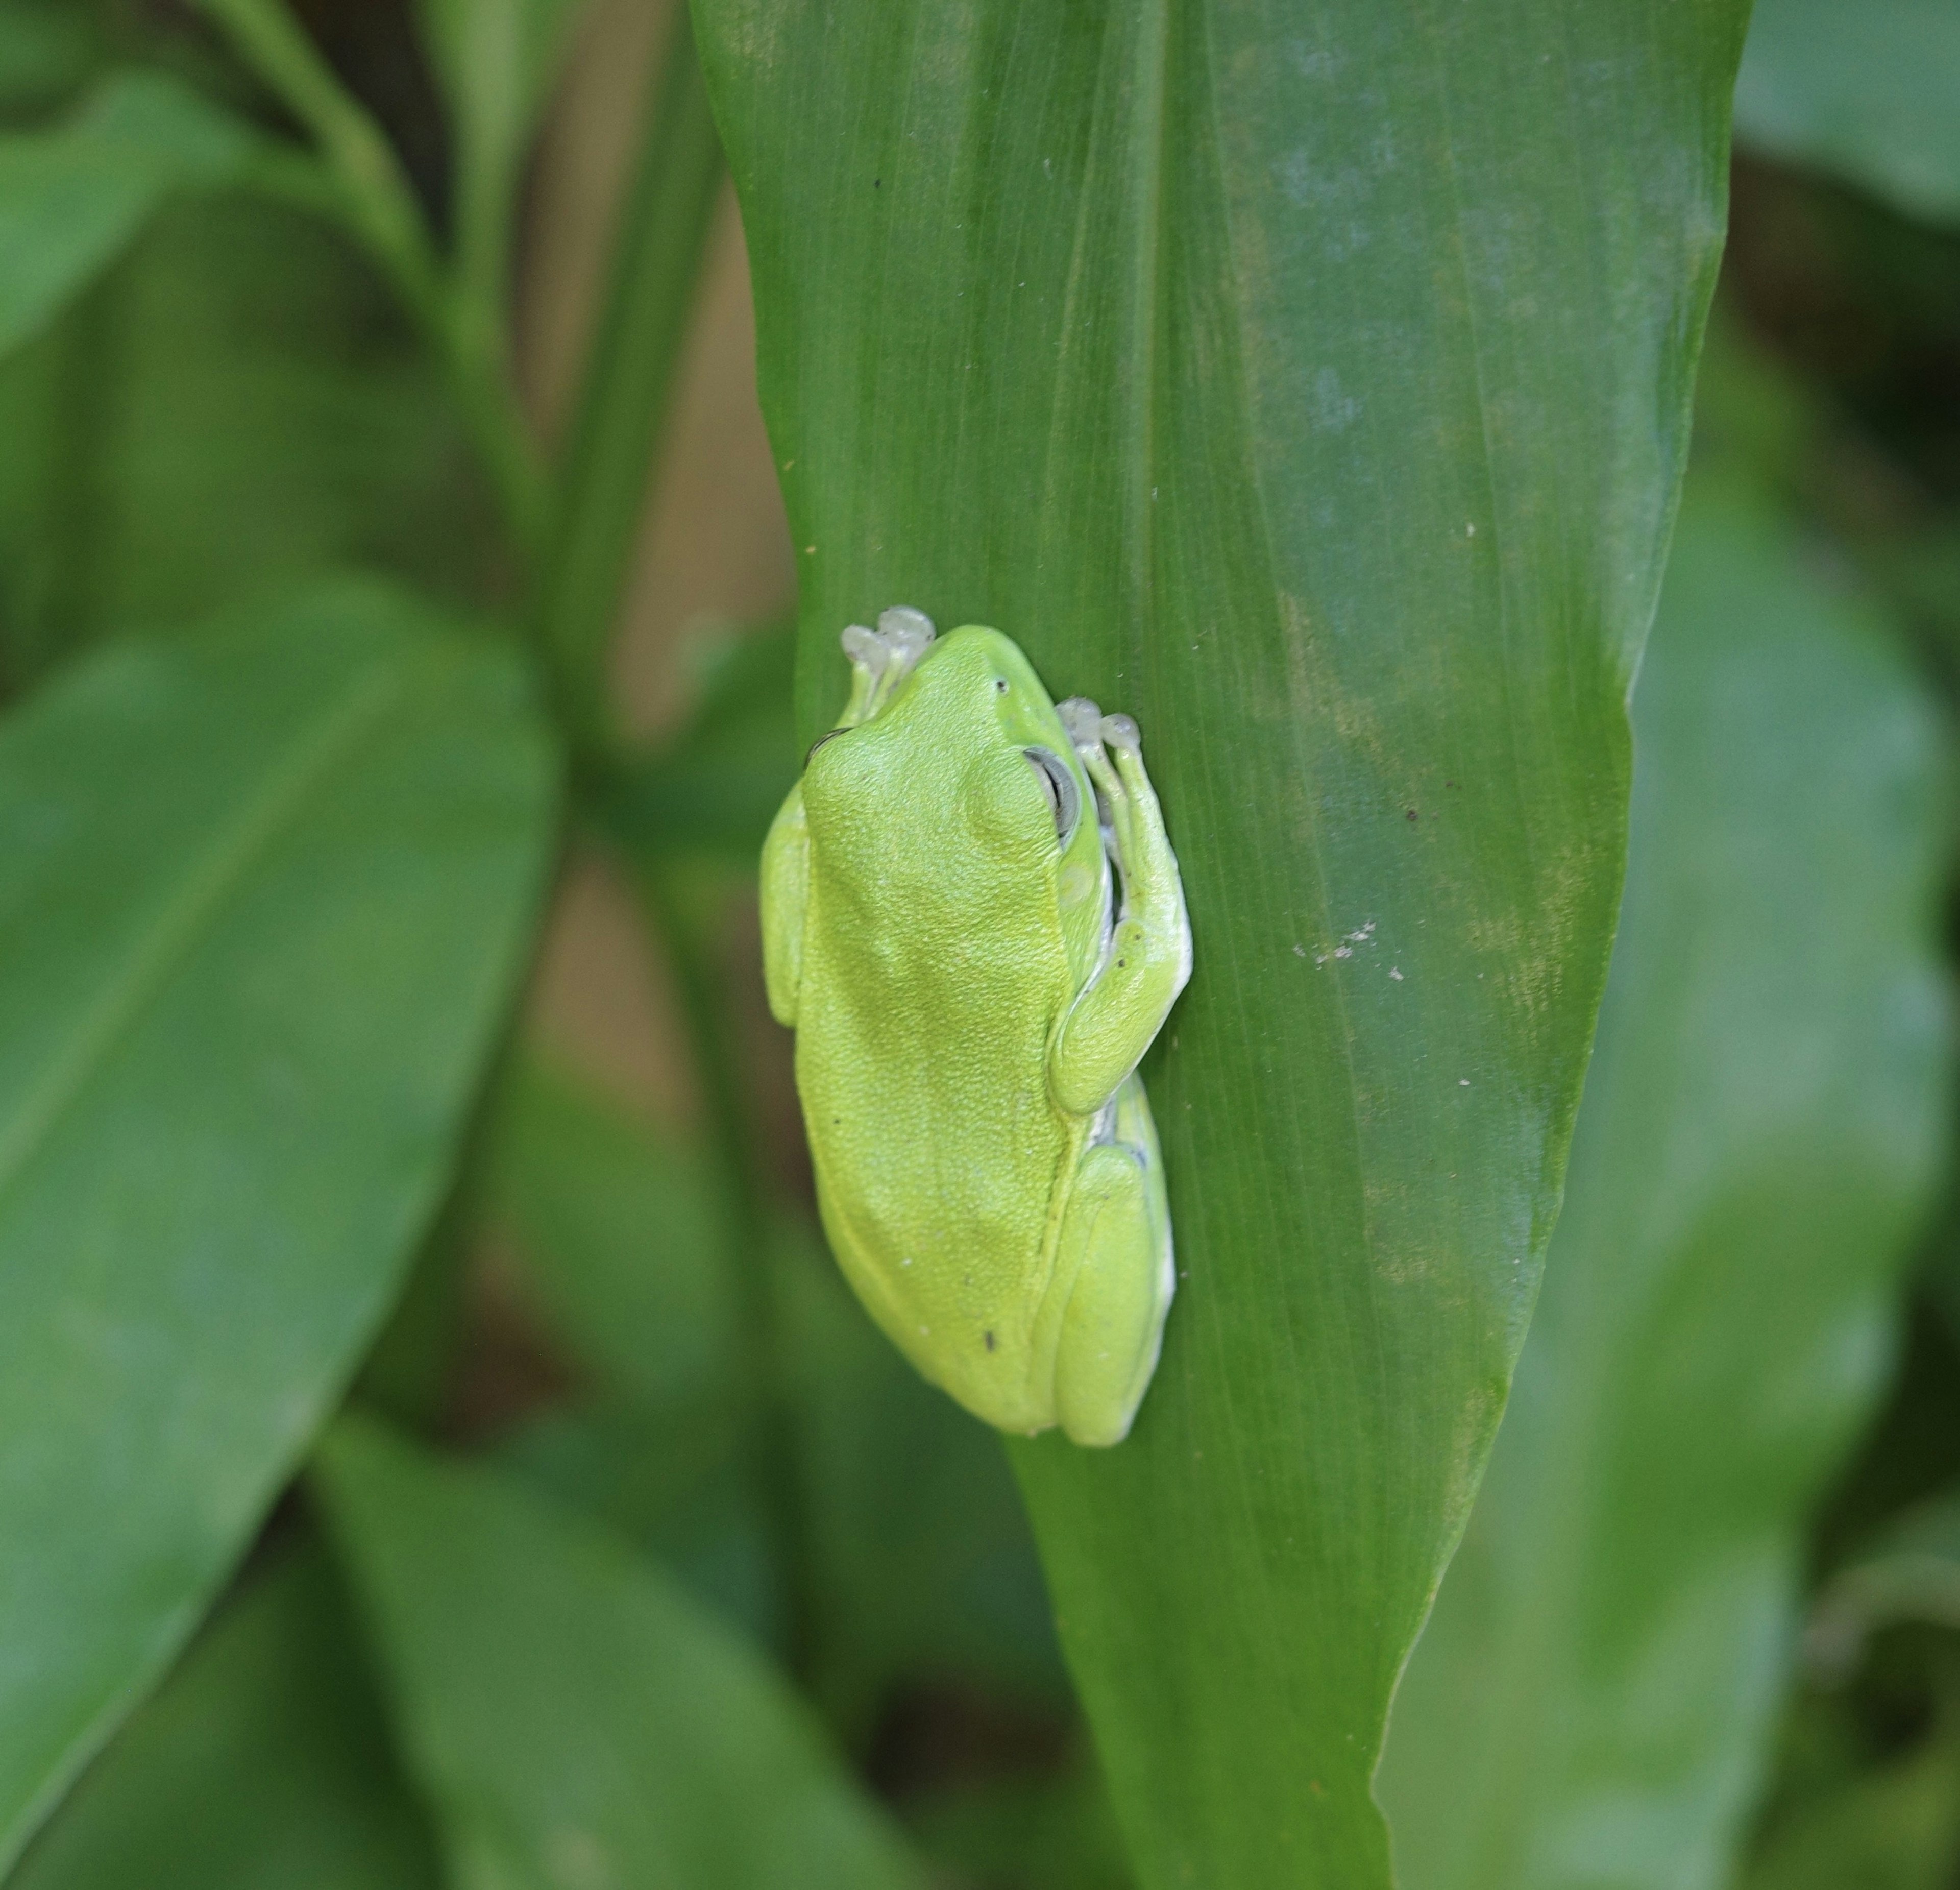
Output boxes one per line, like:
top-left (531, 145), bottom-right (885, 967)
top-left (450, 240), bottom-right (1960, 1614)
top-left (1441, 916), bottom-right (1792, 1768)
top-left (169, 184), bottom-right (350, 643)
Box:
top-left (1379, 476), bottom-right (1951, 1890)
top-left (692, 0), bottom-right (1749, 1878)
top-left (0, 583), bottom-right (556, 1869)
top-left (0, 71), bottom-right (275, 358)
top-left (313, 1415), bottom-right (928, 1890)
top-left (1736, 0), bottom-right (1960, 227)
top-left (11, 1549), bottom-right (439, 1890)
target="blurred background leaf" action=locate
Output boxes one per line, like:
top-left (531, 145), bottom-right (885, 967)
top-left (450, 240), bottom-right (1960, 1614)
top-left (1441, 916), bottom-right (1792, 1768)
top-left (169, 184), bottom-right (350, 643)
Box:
top-left (1735, 0), bottom-right (1960, 231)
top-left (0, 195), bottom-right (504, 696)
top-left (1378, 474), bottom-right (1952, 1889)
top-left (413, 0), bottom-right (588, 310)
top-left (313, 1412), bottom-right (929, 1890)
top-left (0, 69), bottom-right (288, 359)
top-left (693, 1), bottom-right (1750, 1880)
top-left (9, 1545), bottom-right (440, 1890)
top-left (0, 579), bottom-right (556, 1869)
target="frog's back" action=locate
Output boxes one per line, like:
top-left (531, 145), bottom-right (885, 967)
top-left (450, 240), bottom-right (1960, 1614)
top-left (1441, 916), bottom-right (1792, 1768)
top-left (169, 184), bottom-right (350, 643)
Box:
top-left (795, 670), bottom-right (1083, 1431)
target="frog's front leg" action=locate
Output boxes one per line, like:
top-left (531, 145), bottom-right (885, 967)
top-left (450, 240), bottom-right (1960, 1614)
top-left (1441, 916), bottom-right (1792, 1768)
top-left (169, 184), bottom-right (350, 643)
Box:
top-left (761, 607), bottom-right (937, 1028)
top-left (1047, 706), bottom-right (1192, 1117)
top-left (760, 781), bottom-right (809, 1026)
top-left (1049, 1074), bottom-right (1175, 1446)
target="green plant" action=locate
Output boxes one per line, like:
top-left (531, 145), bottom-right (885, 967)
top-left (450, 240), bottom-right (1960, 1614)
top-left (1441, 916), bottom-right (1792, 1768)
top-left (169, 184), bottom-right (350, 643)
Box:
top-left (1, 2), bottom-right (1957, 1888)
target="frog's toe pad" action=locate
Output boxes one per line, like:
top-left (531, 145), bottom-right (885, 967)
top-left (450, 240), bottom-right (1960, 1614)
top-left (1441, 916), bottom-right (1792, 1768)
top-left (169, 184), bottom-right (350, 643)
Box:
top-left (1057, 696), bottom-right (1105, 756)
top-left (1100, 713), bottom-right (1141, 755)
top-left (841, 623), bottom-right (886, 671)
top-left (877, 605), bottom-right (936, 663)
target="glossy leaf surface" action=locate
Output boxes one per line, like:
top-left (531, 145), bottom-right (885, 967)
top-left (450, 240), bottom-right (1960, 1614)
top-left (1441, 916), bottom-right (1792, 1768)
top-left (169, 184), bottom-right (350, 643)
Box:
top-left (1378, 475), bottom-right (1951, 1890)
top-left (0, 70), bottom-right (267, 357)
top-left (693, 2), bottom-right (1749, 1878)
top-left (1735, 0), bottom-right (1960, 227)
top-left (12, 1548), bottom-right (439, 1890)
top-left (313, 1414), bottom-right (927, 1890)
top-left (0, 583), bottom-right (556, 1866)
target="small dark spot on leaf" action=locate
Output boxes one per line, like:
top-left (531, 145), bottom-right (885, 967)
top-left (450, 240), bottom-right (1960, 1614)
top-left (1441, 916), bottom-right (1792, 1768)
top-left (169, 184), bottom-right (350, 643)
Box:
top-left (985, 1330), bottom-right (996, 1351)
top-left (1405, 809), bottom-right (1418, 821)
top-left (1446, 780), bottom-right (1458, 789)
top-left (1117, 958), bottom-right (1127, 967)
top-left (873, 178), bottom-right (881, 188)
top-left (995, 677), bottom-right (1008, 692)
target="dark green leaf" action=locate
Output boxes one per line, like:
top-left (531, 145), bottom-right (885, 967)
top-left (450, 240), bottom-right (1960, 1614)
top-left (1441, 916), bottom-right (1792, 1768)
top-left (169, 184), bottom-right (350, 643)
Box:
top-left (905, 1766), bottom-right (1132, 1890)
top-left (1736, 0), bottom-right (1960, 227)
top-left (778, 1222), bottom-right (1069, 1720)
top-left (0, 194), bottom-right (504, 690)
top-left (0, 70), bottom-right (273, 357)
top-left (0, 3), bottom-right (95, 120)
top-left (1377, 474), bottom-right (1951, 1889)
top-left (415, 0), bottom-right (587, 301)
top-left (313, 1413), bottom-right (928, 1890)
top-left (11, 1547), bottom-right (439, 1890)
top-left (1808, 1489), bottom-right (1960, 1679)
top-left (694, 3), bottom-right (1749, 1879)
top-left (484, 1052), bottom-right (1062, 1711)
top-left (1739, 1736), bottom-right (1960, 1890)
top-left (0, 579), bottom-right (557, 1867)
top-left (602, 621), bottom-right (798, 865)
top-left (484, 1053), bottom-right (735, 1409)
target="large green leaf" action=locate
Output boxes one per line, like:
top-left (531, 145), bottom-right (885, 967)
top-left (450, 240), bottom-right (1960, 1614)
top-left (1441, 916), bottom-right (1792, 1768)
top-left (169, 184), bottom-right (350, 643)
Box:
top-left (0, 70), bottom-right (274, 358)
top-left (692, 2), bottom-right (1748, 1879)
top-left (0, 580), bottom-right (557, 1868)
top-left (1377, 474), bottom-right (1951, 1890)
top-left (11, 1547), bottom-right (439, 1890)
top-left (1735, 0), bottom-right (1960, 228)
top-left (313, 1413), bottom-right (928, 1890)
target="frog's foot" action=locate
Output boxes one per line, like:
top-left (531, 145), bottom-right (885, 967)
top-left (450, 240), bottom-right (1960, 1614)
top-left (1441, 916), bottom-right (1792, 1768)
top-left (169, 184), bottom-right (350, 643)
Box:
top-left (1046, 704), bottom-right (1192, 1117)
top-left (1051, 1127), bottom-right (1174, 1448)
top-left (837, 606), bottom-right (936, 724)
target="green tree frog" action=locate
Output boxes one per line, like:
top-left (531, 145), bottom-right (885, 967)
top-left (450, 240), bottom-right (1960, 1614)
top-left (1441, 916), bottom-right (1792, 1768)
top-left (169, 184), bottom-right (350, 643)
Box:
top-left (760, 608), bottom-right (1192, 1446)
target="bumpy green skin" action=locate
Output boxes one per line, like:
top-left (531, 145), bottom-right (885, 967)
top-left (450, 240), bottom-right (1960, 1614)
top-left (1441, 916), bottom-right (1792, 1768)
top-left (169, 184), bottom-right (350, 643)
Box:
top-left (760, 615), bottom-right (1191, 1446)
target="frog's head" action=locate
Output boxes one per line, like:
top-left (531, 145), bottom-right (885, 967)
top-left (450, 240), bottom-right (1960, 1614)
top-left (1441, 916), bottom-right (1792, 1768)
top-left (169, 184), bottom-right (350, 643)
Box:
top-left (806, 610), bottom-right (1111, 972)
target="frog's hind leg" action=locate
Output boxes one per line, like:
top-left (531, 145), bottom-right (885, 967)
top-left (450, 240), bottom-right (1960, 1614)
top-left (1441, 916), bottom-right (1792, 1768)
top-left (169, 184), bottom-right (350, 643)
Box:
top-left (1051, 1074), bottom-right (1175, 1447)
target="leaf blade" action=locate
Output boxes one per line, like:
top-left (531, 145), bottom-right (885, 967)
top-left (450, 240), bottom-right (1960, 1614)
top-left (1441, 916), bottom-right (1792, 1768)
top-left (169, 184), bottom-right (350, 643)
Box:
top-left (313, 1413), bottom-right (928, 1890)
top-left (0, 579), bottom-right (557, 1866)
top-left (11, 1547), bottom-right (440, 1890)
top-left (694, 2), bottom-right (1750, 1880)
top-left (1378, 473), bottom-right (1952, 1890)
top-left (0, 70), bottom-right (271, 356)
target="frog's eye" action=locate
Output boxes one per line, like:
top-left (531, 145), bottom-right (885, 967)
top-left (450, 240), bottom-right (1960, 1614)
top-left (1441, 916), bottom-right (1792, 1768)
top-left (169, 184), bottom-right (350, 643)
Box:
top-left (805, 728), bottom-right (847, 767)
top-left (1022, 747), bottom-right (1081, 846)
